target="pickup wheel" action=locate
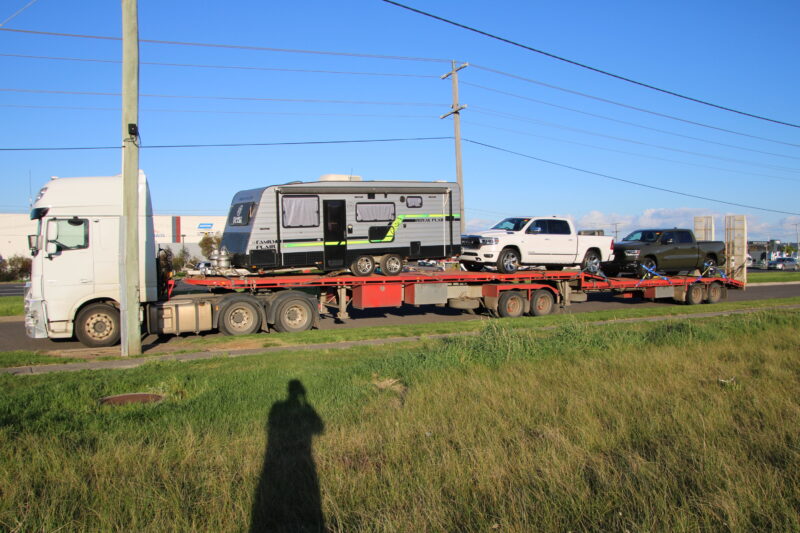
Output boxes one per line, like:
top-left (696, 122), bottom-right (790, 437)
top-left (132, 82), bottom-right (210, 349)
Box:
top-left (350, 255), bottom-right (375, 276)
top-left (380, 254), bottom-right (404, 276)
top-left (497, 248), bottom-right (520, 274)
top-left (529, 289), bottom-right (555, 316)
top-left (219, 296), bottom-right (262, 336)
top-left (581, 250), bottom-right (601, 272)
top-left (702, 255), bottom-right (717, 274)
top-left (639, 257), bottom-right (658, 277)
top-left (75, 303), bottom-right (121, 347)
top-left (497, 291), bottom-right (525, 318)
top-left (273, 297), bottom-right (316, 333)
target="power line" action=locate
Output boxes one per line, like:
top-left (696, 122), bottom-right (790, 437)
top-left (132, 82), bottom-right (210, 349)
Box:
top-left (0, 0), bottom-right (39, 27)
top-left (462, 80), bottom-right (800, 161)
top-left (383, 0), bottom-right (800, 129)
top-left (0, 27), bottom-right (450, 63)
top-left (463, 119), bottom-right (800, 183)
top-left (0, 53), bottom-right (438, 78)
top-left (0, 136), bottom-right (452, 151)
top-left (470, 65), bottom-right (800, 149)
top-left (462, 137), bottom-right (800, 216)
top-left (0, 103), bottom-right (433, 119)
top-left (0, 87), bottom-right (443, 107)
top-left (471, 107), bottom-right (800, 174)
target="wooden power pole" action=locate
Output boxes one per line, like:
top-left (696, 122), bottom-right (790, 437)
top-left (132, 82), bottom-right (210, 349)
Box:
top-left (441, 60), bottom-right (468, 235)
top-left (120, 0), bottom-right (141, 356)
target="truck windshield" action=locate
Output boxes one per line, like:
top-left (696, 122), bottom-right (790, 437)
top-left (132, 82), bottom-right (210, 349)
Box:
top-left (491, 218), bottom-right (530, 232)
top-left (623, 230), bottom-right (662, 242)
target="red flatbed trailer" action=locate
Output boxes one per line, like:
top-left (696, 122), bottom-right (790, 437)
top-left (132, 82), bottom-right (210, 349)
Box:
top-left (172, 270), bottom-right (743, 335)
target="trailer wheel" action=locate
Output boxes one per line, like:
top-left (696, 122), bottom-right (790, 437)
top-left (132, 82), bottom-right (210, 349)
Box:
top-left (219, 296), bottom-right (261, 336)
top-left (273, 297), bottom-right (315, 333)
top-left (349, 255), bottom-right (375, 276)
top-left (530, 289), bottom-right (555, 316)
top-left (380, 254), bottom-right (404, 276)
top-left (705, 282), bottom-right (724, 304)
top-left (497, 291), bottom-right (525, 318)
top-left (497, 248), bottom-right (520, 274)
top-left (686, 283), bottom-right (705, 305)
top-left (75, 303), bottom-right (121, 347)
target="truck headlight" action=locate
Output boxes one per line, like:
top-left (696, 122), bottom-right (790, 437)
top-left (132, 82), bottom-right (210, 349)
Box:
top-left (480, 237), bottom-right (499, 245)
top-left (625, 249), bottom-right (641, 257)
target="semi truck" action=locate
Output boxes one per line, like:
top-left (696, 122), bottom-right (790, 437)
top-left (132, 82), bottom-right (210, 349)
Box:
top-left (24, 174), bottom-right (744, 348)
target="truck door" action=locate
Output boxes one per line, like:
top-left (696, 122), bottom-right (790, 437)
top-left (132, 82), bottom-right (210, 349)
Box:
top-left (323, 200), bottom-right (347, 269)
top-left (41, 217), bottom-right (94, 326)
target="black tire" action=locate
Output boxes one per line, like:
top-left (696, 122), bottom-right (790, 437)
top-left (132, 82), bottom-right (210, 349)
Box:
top-left (603, 264), bottom-right (620, 277)
top-left (497, 248), bottom-right (521, 274)
top-left (461, 261), bottom-right (484, 272)
top-left (497, 291), bottom-right (526, 318)
top-left (75, 303), bottom-right (121, 347)
top-left (272, 297), bottom-right (316, 333)
top-left (349, 255), bottom-right (375, 277)
top-left (529, 289), bottom-right (555, 316)
top-left (705, 282), bottom-right (724, 304)
top-left (380, 254), bottom-right (404, 276)
top-left (702, 255), bottom-right (717, 274)
top-left (639, 257), bottom-right (658, 277)
top-left (686, 283), bottom-right (705, 305)
top-left (545, 265), bottom-right (564, 271)
top-left (218, 296), bottom-right (261, 336)
top-left (581, 250), bottom-right (602, 272)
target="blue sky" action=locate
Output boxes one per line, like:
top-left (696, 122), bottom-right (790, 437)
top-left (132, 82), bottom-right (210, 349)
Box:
top-left (2, 0), bottom-right (799, 242)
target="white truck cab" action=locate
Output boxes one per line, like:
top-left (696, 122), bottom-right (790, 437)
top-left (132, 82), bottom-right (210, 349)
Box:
top-left (460, 216), bottom-right (614, 273)
top-left (25, 173), bottom-right (157, 346)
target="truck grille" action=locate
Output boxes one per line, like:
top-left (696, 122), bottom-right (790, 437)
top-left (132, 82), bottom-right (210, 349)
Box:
top-left (461, 236), bottom-right (481, 249)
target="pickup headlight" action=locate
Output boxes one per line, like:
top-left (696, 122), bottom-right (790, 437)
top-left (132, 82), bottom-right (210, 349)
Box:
top-left (480, 237), bottom-right (500, 245)
top-left (624, 249), bottom-right (641, 258)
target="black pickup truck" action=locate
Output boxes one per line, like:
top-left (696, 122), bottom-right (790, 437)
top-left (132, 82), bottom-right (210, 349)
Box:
top-left (603, 228), bottom-right (725, 276)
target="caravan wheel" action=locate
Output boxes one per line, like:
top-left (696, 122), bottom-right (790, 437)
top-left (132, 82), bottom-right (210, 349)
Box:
top-left (349, 255), bottom-right (375, 276)
top-left (380, 254), bottom-right (404, 276)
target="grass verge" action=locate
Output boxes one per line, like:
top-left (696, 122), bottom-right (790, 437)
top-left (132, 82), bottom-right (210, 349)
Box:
top-left (0, 350), bottom-right (82, 367)
top-left (747, 271), bottom-right (800, 283)
top-left (1, 310), bottom-right (799, 531)
top-left (0, 296), bottom-right (23, 317)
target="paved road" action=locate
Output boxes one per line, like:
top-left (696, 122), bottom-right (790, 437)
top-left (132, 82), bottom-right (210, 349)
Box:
top-left (2, 282), bottom-right (799, 354)
top-left (0, 283), bottom-right (25, 296)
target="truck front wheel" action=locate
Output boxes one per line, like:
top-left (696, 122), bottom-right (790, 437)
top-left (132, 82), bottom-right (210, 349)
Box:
top-left (497, 248), bottom-right (520, 274)
top-left (75, 303), bottom-right (121, 347)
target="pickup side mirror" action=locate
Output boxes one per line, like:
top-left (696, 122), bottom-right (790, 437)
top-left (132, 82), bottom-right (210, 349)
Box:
top-left (528, 226), bottom-right (543, 234)
top-left (663, 238), bottom-right (674, 244)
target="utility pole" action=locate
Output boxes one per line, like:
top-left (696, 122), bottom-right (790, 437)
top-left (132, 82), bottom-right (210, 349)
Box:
top-left (120, 0), bottom-right (141, 356)
top-left (441, 60), bottom-right (468, 235)
top-left (794, 223), bottom-right (799, 258)
top-left (611, 222), bottom-right (621, 241)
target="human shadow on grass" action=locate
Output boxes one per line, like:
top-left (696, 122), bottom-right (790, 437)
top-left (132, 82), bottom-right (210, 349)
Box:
top-left (250, 379), bottom-right (326, 533)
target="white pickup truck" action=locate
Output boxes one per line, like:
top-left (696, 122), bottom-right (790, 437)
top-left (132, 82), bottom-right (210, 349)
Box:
top-left (460, 216), bottom-right (614, 273)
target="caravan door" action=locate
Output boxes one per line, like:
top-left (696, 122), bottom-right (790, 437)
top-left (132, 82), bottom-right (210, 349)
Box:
top-left (323, 200), bottom-right (347, 269)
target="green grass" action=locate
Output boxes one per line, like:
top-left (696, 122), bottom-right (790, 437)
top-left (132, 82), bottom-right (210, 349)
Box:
top-left (1, 311), bottom-right (799, 531)
top-left (747, 271), bottom-right (800, 283)
top-left (0, 296), bottom-right (23, 316)
top-left (0, 350), bottom-right (82, 367)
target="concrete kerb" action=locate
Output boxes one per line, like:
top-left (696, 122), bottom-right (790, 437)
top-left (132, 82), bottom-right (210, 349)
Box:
top-left (4, 303), bottom-right (800, 376)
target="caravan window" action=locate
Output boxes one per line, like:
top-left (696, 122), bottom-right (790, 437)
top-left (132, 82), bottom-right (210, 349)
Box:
top-left (228, 202), bottom-right (256, 226)
top-left (282, 195), bottom-right (319, 228)
top-left (356, 202), bottom-right (395, 222)
top-left (406, 196), bottom-right (423, 208)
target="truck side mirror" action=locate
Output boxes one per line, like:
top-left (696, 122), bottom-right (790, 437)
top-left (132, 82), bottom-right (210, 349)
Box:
top-left (28, 234), bottom-right (40, 253)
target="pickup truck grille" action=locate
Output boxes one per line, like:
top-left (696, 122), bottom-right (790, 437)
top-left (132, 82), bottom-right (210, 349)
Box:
top-left (461, 236), bottom-right (481, 249)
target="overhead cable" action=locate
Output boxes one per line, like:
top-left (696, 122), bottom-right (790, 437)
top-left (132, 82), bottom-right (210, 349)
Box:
top-left (462, 81), bottom-right (800, 161)
top-left (463, 138), bottom-right (800, 216)
top-left (0, 136), bottom-right (451, 151)
top-left (0, 27), bottom-right (450, 63)
top-left (383, 0), bottom-right (800, 129)
top-left (0, 53), bottom-right (437, 78)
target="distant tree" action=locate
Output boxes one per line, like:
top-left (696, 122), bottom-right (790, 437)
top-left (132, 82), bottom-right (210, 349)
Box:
top-left (199, 233), bottom-right (222, 259)
top-left (7, 255), bottom-right (32, 280)
top-left (172, 247), bottom-right (190, 272)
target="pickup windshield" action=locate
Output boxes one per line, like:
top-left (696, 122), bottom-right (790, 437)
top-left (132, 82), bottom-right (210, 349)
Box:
top-left (491, 218), bottom-right (530, 232)
top-left (623, 230), bottom-right (662, 243)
